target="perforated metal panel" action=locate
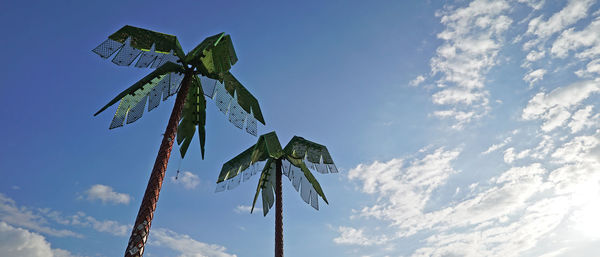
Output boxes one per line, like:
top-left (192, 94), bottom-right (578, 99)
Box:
top-left (110, 98), bottom-right (130, 129)
top-left (214, 82), bottom-right (232, 114)
top-left (159, 75), bottom-right (170, 101)
top-left (315, 163), bottom-right (329, 174)
top-left (151, 50), bottom-right (180, 69)
top-left (245, 111), bottom-right (258, 136)
top-left (310, 190), bottom-right (319, 210)
top-left (243, 163), bottom-right (260, 182)
top-left (290, 166), bottom-right (302, 191)
top-left (327, 164), bottom-right (339, 173)
top-left (169, 72), bottom-right (184, 96)
top-left (126, 95), bottom-right (148, 124)
top-left (300, 177), bottom-right (311, 205)
top-left (282, 160), bottom-right (291, 178)
top-left (227, 174), bottom-right (242, 190)
top-left (112, 38), bottom-right (142, 66)
top-left (135, 44), bottom-right (159, 68)
top-left (151, 52), bottom-right (168, 69)
top-left (200, 77), bottom-right (217, 98)
top-left (228, 98), bottom-right (247, 129)
top-left (92, 38), bottom-right (124, 58)
top-left (215, 182), bottom-right (227, 192)
top-left (147, 75), bottom-right (167, 112)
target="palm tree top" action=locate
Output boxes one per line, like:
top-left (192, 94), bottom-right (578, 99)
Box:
top-left (216, 131), bottom-right (338, 216)
top-left (92, 25), bottom-right (266, 158)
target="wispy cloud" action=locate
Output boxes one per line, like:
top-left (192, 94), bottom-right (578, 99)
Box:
top-left (150, 228), bottom-right (237, 257)
top-left (347, 147), bottom-right (461, 237)
top-left (234, 205), bottom-right (261, 214)
top-left (425, 0), bottom-right (512, 128)
top-left (0, 222), bottom-right (85, 257)
top-left (409, 75), bottom-right (425, 87)
top-left (0, 194), bottom-right (81, 238)
top-left (84, 184), bottom-right (131, 205)
top-left (1, 193), bottom-right (128, 238)
top-left (333, 226), bottom-right (389, 246)
top-left (522, 79), bottom-right (600, 132)
top-left (170, 171), bottom-right (201, 190)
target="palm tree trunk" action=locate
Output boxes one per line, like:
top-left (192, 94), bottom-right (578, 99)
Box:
top-left (275, 158), bottom-right (283, 257)
top-left (124, 71), bottom-right (192, 257)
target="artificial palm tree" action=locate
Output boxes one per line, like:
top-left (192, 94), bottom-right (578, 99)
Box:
top-left (91, 25), bottom-right (266, 257)
top-left (216, 131), bottom-right (338, 257)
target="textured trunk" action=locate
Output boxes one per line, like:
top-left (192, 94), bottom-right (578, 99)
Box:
top-left (124, 71), bottom-right (192, 257)
top-left (275, 159), bottom-right (283, 257)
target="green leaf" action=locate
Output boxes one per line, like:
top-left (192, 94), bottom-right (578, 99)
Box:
top-left (294, 157), bottom-right (329, 204)
top-left (217, 144), bottom-right (255, 183)
top-left (184, 33), bottom-right (238, 78)
top-left (251, 159), bottom-right (271, 214)
top-left (283, 136), bottom-right (335, 164)
top-left (222, 72), bottom-right (266, 125)
top-left (94, 61), bottom-right (184, 117)
top-left (216, 131), bottom-right (282, 183)
top-left (109, 25), bottom-right (185, 58)
top-left (177, 75), bottom-right (207, 159)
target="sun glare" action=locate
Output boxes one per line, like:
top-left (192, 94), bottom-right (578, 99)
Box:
top-left (571, 182), bottom-right (600, 239)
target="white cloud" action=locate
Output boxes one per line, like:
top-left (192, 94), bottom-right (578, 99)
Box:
top-left (568, 105), bottom-right (596, 133)
top-left (409, 75), bottom-right (425, 86)
top-left (0, 194), bottom-right (80, 238)
top-left (523, 68), bottom-right (547, 86)
top-left (526, 49), bottom-right (546, 62)
top-left (150, 228), bottom-right (237, 257)
top-left (333, 226), bottom-right (388, 246)
top-left (0, 222), bottom-right (82, 257)
top-left (432, 109), bottom-right (476, 129)
top-left (552, 16), bottom-right (600, 59)
top-left (426, 0), bottom-right (512, 127)
top-left (482, 136), bottom-right (512, 155)
top-left (57, 212), bottom-right (128, 237)
top-left (502, 147), bottom-right (530, 163)
top-left (171, 171), bottom-right (201, 190)
top-left (518, 0), bottom-right (545, 10)
top-left (575, 59), bottom-right (600, 77)
top-left (522, 79), bottom-right (600, 131)
top-left (347, 148), bottom-right (460, 236)
top-left (526, 0), bottom-right (594, 41)
top-left (1, 193), bottom-right (128, 238)
top-left (234, 205), bottom-right (261, 214)
top-left (84, 184), bottom-right (131, 205)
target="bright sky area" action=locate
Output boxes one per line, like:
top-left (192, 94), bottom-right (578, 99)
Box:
top-left (1, 0), bottom-right (600, 256)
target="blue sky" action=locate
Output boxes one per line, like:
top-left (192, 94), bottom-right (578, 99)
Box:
top-left (2, 0), bottom-right (600, 256)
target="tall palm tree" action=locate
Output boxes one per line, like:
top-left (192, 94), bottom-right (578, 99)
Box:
top-left (91, 25), bottom-right (266, 257)
top-left (216, 131), bottom-right (338, 257)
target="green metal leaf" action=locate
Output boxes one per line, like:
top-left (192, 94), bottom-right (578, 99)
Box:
top-left (251, 159), bottom-right (275, 216)
top-left (216, 131), bottom-right (282, 184)
top-left (177, 75), bottom-right (207, 159)
top-left (184, 33), bottom-right (238, 78)
top-left (108, 25), bottom-right (185, 58)
top-left (222, 72), bottom-right (266, 125)
top-left (288, 156), bottom-right (329, 205)
top-left (283, 136), bottom-right (334, 164)
top-left (94, 62), bottom-right (185, 129)
top-left (217, 144), bottom-right (255, 183)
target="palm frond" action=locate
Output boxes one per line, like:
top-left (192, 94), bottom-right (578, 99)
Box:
top-left (282, 157), bottom-right (328, 211)
top-left (283, 136), bottom-right (338, 174)
top-left (94, 62), bottom-right (185, 129)
top-left (184, 33), bottom-right (237, 78)
top-left (215, 132), bottom-right (283, 187)
top-left (252, 159), bottom-right (275, 216)
top-left (176, 75), bottom-right (206, 159)
top-left (92, 25), bottom-right (184, 68)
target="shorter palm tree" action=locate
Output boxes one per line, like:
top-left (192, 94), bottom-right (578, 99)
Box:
top-left (216, 131), bottom-right (338, 257)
